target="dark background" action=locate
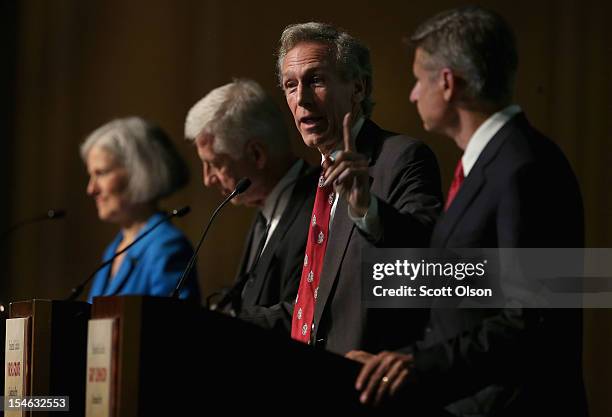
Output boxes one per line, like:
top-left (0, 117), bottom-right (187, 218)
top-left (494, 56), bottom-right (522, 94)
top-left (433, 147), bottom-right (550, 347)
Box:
top-left (1, 0), bottom-right (610, 414)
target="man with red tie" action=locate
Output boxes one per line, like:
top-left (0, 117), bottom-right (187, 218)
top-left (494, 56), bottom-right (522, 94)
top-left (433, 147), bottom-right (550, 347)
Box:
top-left (348, 6), bottom-right (587, 417)
top-left (241, 22), bottom-right (442, 354)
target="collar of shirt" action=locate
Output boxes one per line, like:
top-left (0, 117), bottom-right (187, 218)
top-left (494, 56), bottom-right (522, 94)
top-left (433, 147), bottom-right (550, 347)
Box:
top-left (462, 104), bottom-right (522, 176)
top-left (259, 159), bottom-right (304, 249)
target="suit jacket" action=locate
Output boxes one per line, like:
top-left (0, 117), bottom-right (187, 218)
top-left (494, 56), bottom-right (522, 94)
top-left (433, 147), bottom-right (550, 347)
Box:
top-left (405, 113), bottom-right (587, 416)
top-left (235, 161), bottom-right (318, 309)
top-left (242, 119), bottom-right (443, 355)
top-left (88, 212), bottom-right (200, 303)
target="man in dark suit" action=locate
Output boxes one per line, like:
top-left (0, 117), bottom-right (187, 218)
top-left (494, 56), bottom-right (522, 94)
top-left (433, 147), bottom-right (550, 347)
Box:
top-left (234, 166), bottom-right (319, 310)
top-left (349, 6), bottom-right (588, 416)
top-left (185, 79), bottom-right (315, 311)
top-left (240, 22), bottom-right (442, 355)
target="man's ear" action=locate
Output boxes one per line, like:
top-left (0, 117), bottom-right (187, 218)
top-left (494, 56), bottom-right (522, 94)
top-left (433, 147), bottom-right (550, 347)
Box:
top-left (351, 77), bottom-right (366, 105)
top-left (245, 139), bottom-right (268, 170)
top-left (440, 68), bottom-right (456, 102)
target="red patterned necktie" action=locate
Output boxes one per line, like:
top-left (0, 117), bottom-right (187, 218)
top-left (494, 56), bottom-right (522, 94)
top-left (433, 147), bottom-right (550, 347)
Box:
top-left (291, 171), bottom-right (334, 343)
top-left (445, 159), bottom-right (464, 211)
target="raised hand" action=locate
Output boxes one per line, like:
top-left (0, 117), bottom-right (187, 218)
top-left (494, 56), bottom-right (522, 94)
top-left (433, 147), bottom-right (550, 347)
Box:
top-left (323, 112), bottom-right (370, 217)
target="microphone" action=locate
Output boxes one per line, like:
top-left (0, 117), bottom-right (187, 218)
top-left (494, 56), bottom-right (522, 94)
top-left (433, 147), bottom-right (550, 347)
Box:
top-left (46, 209), bottom-right (67, 219)
top-left (214, 163), bottom-right (320, 313)
top-left (234, 178), bottom-right (252, 194)
top-left (2, 208), bottom-right (66, 240)
top-left (171, 178), bottom-right (252, 299)
top-left (65, 206), bottom-right (190, 301)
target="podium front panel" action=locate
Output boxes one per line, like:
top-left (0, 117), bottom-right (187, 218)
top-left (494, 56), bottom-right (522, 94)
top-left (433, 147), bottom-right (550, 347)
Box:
top-left (4, 317), bottom-right (30, 417)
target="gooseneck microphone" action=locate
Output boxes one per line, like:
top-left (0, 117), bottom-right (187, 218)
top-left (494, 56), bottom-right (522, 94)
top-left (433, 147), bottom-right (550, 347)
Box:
top-left (65, 206), bottom-right (190, 301)
top-left (2, 209), bottom-right (66, 240)
top-left (171, 178), bottom-right (252, 299)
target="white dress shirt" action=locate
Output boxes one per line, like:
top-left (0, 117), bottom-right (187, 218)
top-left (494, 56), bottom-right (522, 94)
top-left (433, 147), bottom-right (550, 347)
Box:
top-left (260, 159), bottom-right (304, 250)
top-left (462, 104), bottom-right (522, 176)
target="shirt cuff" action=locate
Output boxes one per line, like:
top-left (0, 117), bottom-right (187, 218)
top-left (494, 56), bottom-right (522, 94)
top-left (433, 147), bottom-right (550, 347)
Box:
top-left (348, 195), bottom-right (382, 241)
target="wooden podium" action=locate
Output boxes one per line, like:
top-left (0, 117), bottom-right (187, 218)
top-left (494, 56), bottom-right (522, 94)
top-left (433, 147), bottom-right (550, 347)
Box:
top-left (88, 296), bottom-right (374, 416)
top-left (5, 299), bottom-right (90, 417)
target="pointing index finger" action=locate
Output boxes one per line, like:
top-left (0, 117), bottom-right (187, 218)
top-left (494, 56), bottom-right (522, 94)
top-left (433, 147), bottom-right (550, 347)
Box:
top-left (343, 112), bottom-right (354, 152)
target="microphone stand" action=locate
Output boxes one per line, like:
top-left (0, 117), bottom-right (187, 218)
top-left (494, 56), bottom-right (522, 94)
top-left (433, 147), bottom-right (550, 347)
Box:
top-left (171, 178), bottom-right (252, 299)
top-left (1, 209), bottom-right (66, 241)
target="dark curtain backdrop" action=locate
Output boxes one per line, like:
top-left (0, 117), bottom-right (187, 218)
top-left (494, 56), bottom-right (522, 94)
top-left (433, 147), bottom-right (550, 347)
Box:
top-left (2, 0), bottom-right (611, 414)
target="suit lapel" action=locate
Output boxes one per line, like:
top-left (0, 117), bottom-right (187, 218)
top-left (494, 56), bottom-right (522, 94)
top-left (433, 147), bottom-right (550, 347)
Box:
top-left (314, 196), bottom-right (355, 328)
top-left (433, 114), bottom-right (522, 246)
top-left (433, 168), bottom-right (486, 247)
top-left (100, 212), bottom-right (162, 296)
top-left (103, 255), bottom-right (137, 296)
top-left (248, 166), bottom-right (315, 304)
top-left (235, 216), bottom-right (258, 282)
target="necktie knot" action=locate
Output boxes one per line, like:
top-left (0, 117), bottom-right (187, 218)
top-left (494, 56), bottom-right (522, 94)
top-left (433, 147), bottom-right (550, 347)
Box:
top-left (321, 155), bottom-right (336, 173)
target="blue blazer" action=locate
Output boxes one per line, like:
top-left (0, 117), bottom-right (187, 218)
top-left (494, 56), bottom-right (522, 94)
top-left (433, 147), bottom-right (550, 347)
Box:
top-left (88, 212), bottom-right (200, 303)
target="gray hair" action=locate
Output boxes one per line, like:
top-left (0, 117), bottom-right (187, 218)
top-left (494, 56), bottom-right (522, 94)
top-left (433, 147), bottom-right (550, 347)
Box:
top-left (81, 117), bottom-right (189, 204)
top-left (184, 78), bottom-right (290, 158)
top-left (277, 22), bottom-right (374, 118)
top-left (411, 6), bottom-right (518, 105)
